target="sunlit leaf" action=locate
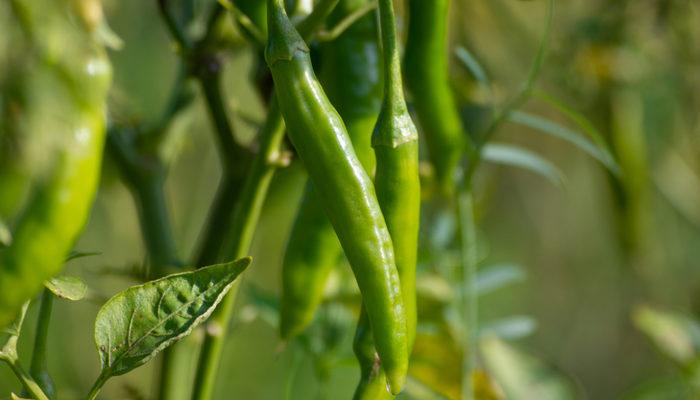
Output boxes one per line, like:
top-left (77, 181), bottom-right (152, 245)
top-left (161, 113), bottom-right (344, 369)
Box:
top-left (455, 46), bottom-right (491, 87)
top-left (533, 90), bottom-right (620, 178)
top-left (653, 150), bottom-right (700, 228)
top-left (45, 275), bottom-right (87, 301)
top-left (94, 258), bottom-right (250, 379)
top-left (473, 369), bottom-right (506, 400)
top-left (405, 377), bottom-right (452, 400)
top-left (480, 316), bottom-right (537, 340)
top-left (480, 336), bottom-right (578, 400)
top-left (0, 218), bottom-right (11, 248)
top-left (410, 332), bottom-right (463, 400)
top-left (473, 264), bottom-right (526, 296)
top-left (429, 208), bottom-right (458, 249)
top-left (418, 274), bottom-right (454, 304)
top-left (633, 305), bottom-right (700, 366)
top-left (1, 302), bottom-right (29, 359)
top-left (483, 143), bottom-right (565, 187)
top-left (508, 111), bottom-right (620, 174)
top-left (95, 19), bottom-right (124, 50)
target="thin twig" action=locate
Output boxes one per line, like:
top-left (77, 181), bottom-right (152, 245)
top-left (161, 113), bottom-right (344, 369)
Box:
top-left (0, 357), bottom-right (50, 400)
top-left (157, 0), bottom-right (190, 51)
top-left (456, 2), bottom-right (554, 398)
top-left (458, 190), bottom-right (478, 400)
top-left (219, 0), bottom-right (266, 47)
top-left (190, 98), bottom-right (287, 400)
top-left (462, 0), bottom-right (554, 186)
top-left (317, 1), bottom-right (378, 42)
top-left (296, 0), bottom-right (340, 39)
top-left (28, 289), bottom-right (55, 397)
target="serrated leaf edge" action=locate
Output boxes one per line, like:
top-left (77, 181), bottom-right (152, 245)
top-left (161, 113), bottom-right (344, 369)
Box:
top-left (94, 258), bottom-right (251, 378)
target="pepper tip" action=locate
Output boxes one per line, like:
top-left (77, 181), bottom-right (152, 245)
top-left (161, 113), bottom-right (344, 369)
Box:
top-left (386, 369), bottom-right (406, 395)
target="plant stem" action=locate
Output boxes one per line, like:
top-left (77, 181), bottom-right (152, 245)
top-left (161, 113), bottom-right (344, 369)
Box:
top-left (106, 131), bottom-right (180, 278)
top-left (157, 0), bottom-right (189, 50)
top-left (158, 2), bottom-right (336, 397)
top-left (317, 1), bottom-right (377, 42)
top-left (191, 74), bottom-right (251, 268)
top-left (189, 0), bottom-right (335, 269)
top-left (197, 71), bottom-right (250, 174)
top-left (190, 99), bottom-right (286, 400)
top-left (1, 357), bottom-right (50, 400)
top-left (295, 0), bottom-right (339, 39)
top-left (377, 0), bottom-right (403, 106)
top-left (27, 289), bottom-right (55, 398)
top-left (154, 2), bottom-right (254, 398)
top-left (463, 0), bottom-right (553, 184)
top-left (453, 3), bottom-right (553, 397)
top-left (134, 170), bottom-right (180, 276)
top-left (457, 188), bottom-right (477, 400)
top-left (85, 373), bottom-right (109, 400)
top-left (284, 344), bottom-right (302, 400)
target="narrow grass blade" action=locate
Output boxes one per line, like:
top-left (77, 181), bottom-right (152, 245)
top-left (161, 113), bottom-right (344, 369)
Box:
top-left (483, 143), bottom-right (565, 187)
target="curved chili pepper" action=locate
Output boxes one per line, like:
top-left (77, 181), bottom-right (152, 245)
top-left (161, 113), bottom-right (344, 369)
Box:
top-left (280, 0), bottom-right (382, 340)
top-left (353, 0), bottom-right (420, 397)
top-left (404, 0), bottom-right (468, 195)
top-left (0, 0), bottom-right (111, 329)
top-left (266, 0), bottom-right (407, 392)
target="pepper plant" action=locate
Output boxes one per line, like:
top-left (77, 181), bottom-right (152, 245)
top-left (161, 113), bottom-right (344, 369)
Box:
top-left (2, 0), bottom-right (693, 399)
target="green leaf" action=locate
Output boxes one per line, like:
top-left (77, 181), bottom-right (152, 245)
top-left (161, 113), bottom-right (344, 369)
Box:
top-left (652, 150), bottom-right (700, 228)
top-left (521, 0), bottom-right (554, 93)
top-left (533, 90), bottom-right (621, 178)
top-left (0, 217), bottom-right (11, 248)
top-left (1, 302), bottom-right (29, 360)
top-left (11, 393), bottom-right (32, 400)
top-left (508, 111), bottom-right (620, 175)
top-left (418, 274), bottom-right (454, 303)
top-left (44, 275), bottom-right (87, 301)
top-left (483, 143), bottom-right (565, 187)
top-left (633, 305), bottom-right (700, 366)
top-left (93, 258), bottom-right (251, 379)
top-left (480, 316), bottom-right (537, 340)
top-left (480, 336), bottom-right (578, 400)
top-left (455, 46), bottom-right (491, 87)
top-left (410, 332), bottom-right (463, 399)
top-left (474, 263), bottom-right (526, 296)
top-left (65, 250), bottom-right (101, 262)
top-left (404, 377), bottom-right (452, 400)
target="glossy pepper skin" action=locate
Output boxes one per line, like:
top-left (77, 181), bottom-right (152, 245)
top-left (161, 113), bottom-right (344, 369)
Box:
top-left (280, 0), bottom-right (382, 339)
top-left (265, 0), bottom-right (407, 392)
top-left (404, 0), bottom-right (466, 196)
top-left (353, 0), bottom-right (420, 397)
top-left (0, 0), bottom-right (111, 329)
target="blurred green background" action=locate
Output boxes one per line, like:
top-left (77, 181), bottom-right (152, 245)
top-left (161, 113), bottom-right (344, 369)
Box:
top-left (2, 0), bottom-right (700, 399)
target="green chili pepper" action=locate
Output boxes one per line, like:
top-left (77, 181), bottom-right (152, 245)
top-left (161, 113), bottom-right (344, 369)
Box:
top-left (266, 0), bottom-right (407, 392)
top-left (0, 0), bottom-right (111, 329)
top-left (352, 0), bottom-right (420, 397)
top-left (280, 0), bottom-right (382, 340)
top-left (404, 0), bottom-right (468, 195)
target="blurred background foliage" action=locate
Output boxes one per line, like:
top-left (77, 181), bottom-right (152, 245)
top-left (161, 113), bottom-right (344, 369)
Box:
top-left (1, 0), bottom-right (700, 399)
